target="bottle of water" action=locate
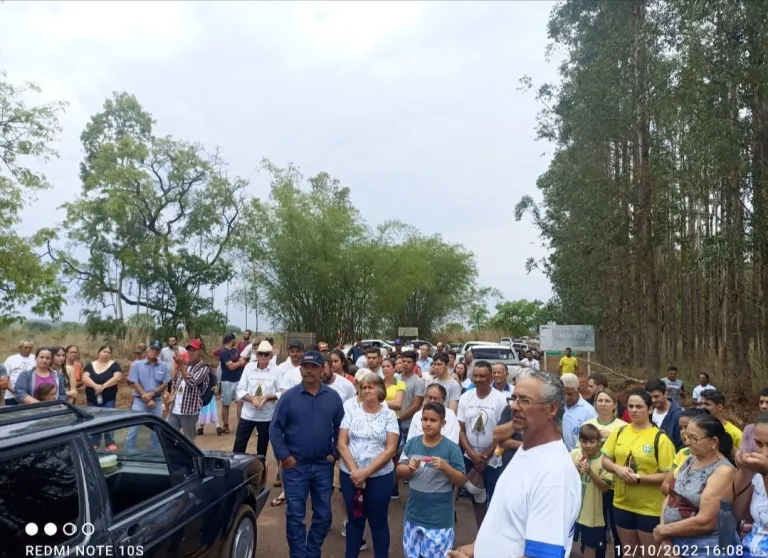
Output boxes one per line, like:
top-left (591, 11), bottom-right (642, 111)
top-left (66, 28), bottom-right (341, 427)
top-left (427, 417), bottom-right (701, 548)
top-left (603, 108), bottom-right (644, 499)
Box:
top-left (353, 489), bottom-right (364, 519)
top-left (97, 393), bottom-right (103, 405)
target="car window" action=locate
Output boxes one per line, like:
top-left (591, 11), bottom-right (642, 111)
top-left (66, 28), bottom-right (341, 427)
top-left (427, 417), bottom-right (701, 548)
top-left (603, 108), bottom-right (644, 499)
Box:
top-left (89, 422), bottom-right (196, 518)
top-left (472, 348), bottom-right (519, 361)
top-left (0, 442), bottom-right (80, 558)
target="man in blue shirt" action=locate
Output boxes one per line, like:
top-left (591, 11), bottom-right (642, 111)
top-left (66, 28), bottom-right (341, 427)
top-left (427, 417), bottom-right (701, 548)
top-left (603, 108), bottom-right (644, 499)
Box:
top-left (126, 340), bottom-right (170, 451)
top-left (561, 372), bottom-right (597, 451)
top-left (269, 350), bottom-right (344, 558)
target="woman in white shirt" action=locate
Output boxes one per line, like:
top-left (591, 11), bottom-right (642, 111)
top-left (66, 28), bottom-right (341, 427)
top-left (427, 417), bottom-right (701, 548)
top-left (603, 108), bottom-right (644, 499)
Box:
top-left (338, 373), bottom-right (399, 558)
top-left (407, 383), bottom-right (460, 444)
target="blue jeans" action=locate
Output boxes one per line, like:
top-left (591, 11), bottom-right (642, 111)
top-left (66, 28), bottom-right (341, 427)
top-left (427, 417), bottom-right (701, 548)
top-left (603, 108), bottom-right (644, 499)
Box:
top-left (340, 470), bottom-right (393, 558)
top-left (88, 399), bottom-right (116, 447)
top-left (125, 397), bottom-right (163, 452)
top-left (283, 462), bottom-right (334, 558)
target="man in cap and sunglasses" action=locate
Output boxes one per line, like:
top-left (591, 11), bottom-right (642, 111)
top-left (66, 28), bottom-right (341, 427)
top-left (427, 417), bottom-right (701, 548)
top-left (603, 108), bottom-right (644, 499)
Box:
top-left (270, 350), bottom-right (344, 558)
top-left (167, 339), bottom-right (211, 443)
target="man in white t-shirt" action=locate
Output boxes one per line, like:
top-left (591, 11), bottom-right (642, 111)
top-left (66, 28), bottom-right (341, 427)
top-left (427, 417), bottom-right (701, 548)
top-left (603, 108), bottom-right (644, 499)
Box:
top-left (457, 360), bottom-right (508, 527)
top-left (278, 340), bottom-right (304, 392)
top-left (407, 382), bottom-right (460, 444)
top-left (3, 340), bottom-right (35, 405)
top-left (520, 349), bottom-right (540, 371)
top-left (449, 368), bottom-right (581, 558)
top-left (322, 361), bottom-right (356, 402)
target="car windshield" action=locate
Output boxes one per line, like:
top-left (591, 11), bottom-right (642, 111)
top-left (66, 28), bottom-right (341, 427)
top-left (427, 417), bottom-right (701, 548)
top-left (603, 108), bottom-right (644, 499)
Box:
top-left (472, 347), bottom-right (520, 361)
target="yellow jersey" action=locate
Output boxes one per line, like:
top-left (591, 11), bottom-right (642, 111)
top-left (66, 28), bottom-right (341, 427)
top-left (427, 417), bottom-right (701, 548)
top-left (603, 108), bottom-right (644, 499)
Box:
top-left (601, 424), bottom-right (676, 517)
top-left (577, 417), bottom-right (628, 449)
top-left (724, 421), bottom-right (743, 449)
top-left (571, 448), bottom-right (612, 527)
top-left (385, 379), bottom-right (406, 402)
top-left (559, 356), bottom-right (578, 374)
top-left (672, 448), bottom-right (691, 475)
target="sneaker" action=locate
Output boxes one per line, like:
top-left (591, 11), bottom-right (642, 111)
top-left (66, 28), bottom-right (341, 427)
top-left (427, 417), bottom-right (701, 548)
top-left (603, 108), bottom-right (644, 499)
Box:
top-left (341, 520), bottom-right (347, 537)
top-left (360, 540), bottom-right (368, 551)
top-left (391, 485), bottom-right (399, 499)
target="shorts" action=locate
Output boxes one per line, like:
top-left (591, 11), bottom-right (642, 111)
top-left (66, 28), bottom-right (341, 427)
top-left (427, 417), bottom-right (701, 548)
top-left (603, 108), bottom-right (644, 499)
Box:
top-left (403, 520), bottom-right (454, 558)
top-left (576, 523), bottom-right (606, 550)
top-left (613, 507), bottom-right (660, 533)
top-left (220, 381), bottom-right (238, 406)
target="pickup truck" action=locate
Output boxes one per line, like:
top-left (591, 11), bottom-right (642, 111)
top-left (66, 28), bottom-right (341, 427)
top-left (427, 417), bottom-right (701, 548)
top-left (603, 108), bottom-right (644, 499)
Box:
top-left (0, 400), bottom-right (270, 558)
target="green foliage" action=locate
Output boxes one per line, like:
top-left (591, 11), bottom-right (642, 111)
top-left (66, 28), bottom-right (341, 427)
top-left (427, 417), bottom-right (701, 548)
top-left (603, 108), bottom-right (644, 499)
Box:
top-left (54, 93), bottom-right (247, 334)
top-left (519, 0), bottom-right (768, 380)
top-left (238, 160), bottom-right (478, 341)
top-left (0, 72), bottom-right (67, 324)
top-left (489, 299), bottom-right (547, 338)
top-left (225, 324), bottom-right (243, 334)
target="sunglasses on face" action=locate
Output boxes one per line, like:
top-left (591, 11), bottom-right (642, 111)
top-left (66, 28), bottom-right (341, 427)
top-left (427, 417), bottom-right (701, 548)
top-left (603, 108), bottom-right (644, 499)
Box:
top-left (257, 352), bottom-right (270, 357)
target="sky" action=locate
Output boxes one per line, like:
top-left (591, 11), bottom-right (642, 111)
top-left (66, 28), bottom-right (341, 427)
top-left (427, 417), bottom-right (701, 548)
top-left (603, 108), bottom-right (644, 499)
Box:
top-left (0, 0), bottom-right (561, 331)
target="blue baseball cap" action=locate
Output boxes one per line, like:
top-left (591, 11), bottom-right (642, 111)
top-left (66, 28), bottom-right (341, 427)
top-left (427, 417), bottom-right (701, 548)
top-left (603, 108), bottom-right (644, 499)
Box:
top-left (394, 338), bottom-right (403, 345)
top-left (300, 350), bottom-right (324, 367)
top-left (149, 340), bottom-right (162, 350)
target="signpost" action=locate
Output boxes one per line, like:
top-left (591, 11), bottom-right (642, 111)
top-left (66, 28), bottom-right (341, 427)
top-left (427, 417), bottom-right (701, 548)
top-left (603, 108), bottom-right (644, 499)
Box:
top-left (398, 327), bottom-right (419, 338)
top-left (539, 325), bottom-right (596, 375)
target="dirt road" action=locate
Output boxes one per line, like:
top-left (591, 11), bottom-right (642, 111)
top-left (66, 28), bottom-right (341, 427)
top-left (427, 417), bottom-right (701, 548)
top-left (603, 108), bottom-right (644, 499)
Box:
top-left (194, 409), bottom-right (481, 557)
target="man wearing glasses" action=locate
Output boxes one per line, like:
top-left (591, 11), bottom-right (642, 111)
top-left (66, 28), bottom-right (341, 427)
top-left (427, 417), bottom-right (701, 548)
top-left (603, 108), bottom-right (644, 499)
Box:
top-left (234, 339), bottom-right (280, 457)
top-left (450, 369), bottom-right (581, 558)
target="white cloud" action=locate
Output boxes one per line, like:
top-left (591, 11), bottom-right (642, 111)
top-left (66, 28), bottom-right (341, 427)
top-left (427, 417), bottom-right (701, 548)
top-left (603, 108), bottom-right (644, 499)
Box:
top-left (0, 0), bottom-right (560, 327)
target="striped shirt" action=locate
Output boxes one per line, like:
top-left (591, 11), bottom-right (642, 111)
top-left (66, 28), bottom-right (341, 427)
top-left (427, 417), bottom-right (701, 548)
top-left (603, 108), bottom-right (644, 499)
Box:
top-left (170, 360), bottom-right (210, 415)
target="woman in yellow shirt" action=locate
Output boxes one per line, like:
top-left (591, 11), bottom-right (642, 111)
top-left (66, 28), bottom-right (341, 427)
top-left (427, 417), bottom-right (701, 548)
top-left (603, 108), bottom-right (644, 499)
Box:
top-left (382, 358), bottom-right (405, 411)
top-left (602, 389), bottom-right (676, 554)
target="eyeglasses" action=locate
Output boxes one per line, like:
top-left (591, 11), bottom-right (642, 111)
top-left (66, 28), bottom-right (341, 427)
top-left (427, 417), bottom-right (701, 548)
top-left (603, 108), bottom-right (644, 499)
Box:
top-left (685, 433), bottom-right (710, 444)
top-left (257, 352), bottom-right (270, 357)
top-left (508, 394), bottom-right (547, 408)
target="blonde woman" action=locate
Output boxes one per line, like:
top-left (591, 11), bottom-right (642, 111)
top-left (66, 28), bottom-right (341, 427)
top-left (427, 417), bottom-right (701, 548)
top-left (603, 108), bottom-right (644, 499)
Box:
top-left (338, 373), bottom-right (399, 557)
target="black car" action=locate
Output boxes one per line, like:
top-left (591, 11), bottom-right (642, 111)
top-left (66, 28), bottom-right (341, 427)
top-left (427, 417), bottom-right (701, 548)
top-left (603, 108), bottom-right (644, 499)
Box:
top-left (0, 400), bottom-right (270, 558)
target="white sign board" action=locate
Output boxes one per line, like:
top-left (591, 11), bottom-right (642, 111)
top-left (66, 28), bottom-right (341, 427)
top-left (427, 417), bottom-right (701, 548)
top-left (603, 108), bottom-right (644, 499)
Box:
top-left (539, 325), bottom-right (595, 352)
top-left (398, 327), bottom-right (419, 337)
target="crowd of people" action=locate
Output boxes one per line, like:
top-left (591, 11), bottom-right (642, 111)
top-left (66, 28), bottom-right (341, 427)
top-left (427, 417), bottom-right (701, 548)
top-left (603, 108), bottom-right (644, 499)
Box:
top-left (3, 333), bottom-right (768, 558)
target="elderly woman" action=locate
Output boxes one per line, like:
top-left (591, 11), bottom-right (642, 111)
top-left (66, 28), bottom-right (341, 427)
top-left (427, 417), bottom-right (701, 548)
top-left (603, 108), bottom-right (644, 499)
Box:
top-left (338, 373), bottom-right (399, 558)
top-left (654, 413), bottom-right (735, 552)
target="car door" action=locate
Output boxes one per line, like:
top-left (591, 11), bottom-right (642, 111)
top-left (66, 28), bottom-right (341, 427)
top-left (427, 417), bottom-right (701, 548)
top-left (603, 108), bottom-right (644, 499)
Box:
top-left (84, 419), bottom-right (209, 558)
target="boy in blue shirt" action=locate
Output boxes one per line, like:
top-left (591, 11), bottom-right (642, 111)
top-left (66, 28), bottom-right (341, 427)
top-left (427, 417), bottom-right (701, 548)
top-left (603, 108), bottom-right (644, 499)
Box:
top-left (397, 402), bottom-right (466, 558)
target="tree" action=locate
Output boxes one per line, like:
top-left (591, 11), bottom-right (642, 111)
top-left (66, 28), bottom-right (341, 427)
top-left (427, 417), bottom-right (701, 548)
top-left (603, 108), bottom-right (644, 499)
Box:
top-left (489, 299), bottom-right (546, 338)
top-left (0, 71), bottom-right (67, 323)
top-left (518, 0), bottom-right (768, 386)
top-left (239, 160), bottom-right (479, 341)
top-left (51, 93), bottom-right (247, 335)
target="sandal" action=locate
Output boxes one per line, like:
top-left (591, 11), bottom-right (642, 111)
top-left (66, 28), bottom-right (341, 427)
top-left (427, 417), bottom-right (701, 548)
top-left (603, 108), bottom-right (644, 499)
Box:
top-left (273, 479), bottom-right (282, 487)
top-left (222, 425), bottom-right (230, 435)
top-left (216, 426), bottom-right (223, 436)
top-left (270, 495), bottom-right (286, 507)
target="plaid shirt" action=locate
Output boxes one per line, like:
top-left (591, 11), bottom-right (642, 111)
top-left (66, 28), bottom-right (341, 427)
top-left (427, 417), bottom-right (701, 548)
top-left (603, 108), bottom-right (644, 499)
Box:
top-left (170, 360), bottom-right (210, 415)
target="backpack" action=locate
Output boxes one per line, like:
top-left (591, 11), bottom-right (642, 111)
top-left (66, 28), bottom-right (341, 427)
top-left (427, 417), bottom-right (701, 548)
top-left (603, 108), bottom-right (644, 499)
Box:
top-left (616, 425), bottom-right (665, 466)
top-left (201, 368), bottom-right (218, 406)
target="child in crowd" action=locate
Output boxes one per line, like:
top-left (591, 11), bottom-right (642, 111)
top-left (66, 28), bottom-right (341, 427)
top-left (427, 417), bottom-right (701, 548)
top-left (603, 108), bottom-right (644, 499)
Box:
top-left (571, 423), bottom-right (612, 558)
top-left (34, 382), bottom-right (58, 402)
top-left (397, 402), bottom-right (466, 558)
